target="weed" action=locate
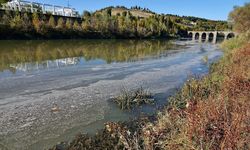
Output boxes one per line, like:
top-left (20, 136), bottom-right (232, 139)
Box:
top-left (112, 86), bottom-right (154, 110)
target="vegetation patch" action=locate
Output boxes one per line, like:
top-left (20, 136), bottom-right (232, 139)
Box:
top-left (112, 86), bottom-right (154, 110)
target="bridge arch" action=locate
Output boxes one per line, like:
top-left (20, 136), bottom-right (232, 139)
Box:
top-left (188, 32), bottom-right (193, 38)
top-left (201, 32), bottom-right (206, 41)
top-left (208, 33), bottom-right (214, 42)
top-left (226, 33), bottom-right (235, 39)
top-left (217, 32), bottom-right (225, 41)
top-left (195, 33), bottom-right (199, 40)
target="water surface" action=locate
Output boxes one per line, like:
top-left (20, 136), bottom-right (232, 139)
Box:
top-left (0, 39), bottom-right (222, 150)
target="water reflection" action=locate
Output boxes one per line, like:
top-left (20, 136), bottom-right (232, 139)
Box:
top-left (0, 40), bottom-right (178, 74)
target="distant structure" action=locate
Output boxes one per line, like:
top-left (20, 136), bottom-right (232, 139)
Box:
top-left (10, 58), bottom-right (79, 72)
top-left (188, 31), bottom-right (236, 43)
top-left (0, 0), bottom-right (79, 17)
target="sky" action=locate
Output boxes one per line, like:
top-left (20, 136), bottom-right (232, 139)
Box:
top-left (35, 0), bottom-right (249, 20)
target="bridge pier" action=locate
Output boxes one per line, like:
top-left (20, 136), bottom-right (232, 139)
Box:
top-left (192, 33), bottom-right (195, 41)
top-left (224, 33), bottom-right (229, 40)
top-left (199, 32), bottom-right (203, 42)
top-left (205, 33), bottom-right (209, 42)
top-left (212, 32), bottom-right (217, 43)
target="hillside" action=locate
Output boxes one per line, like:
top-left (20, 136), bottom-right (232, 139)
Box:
top-left (95, 6), bottom-right (154, 18)
top-left (94, 6), bottom-right (230, 31)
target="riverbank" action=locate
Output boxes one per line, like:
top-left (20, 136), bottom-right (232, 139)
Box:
top-left (49, 33), bottom-right (249, 149)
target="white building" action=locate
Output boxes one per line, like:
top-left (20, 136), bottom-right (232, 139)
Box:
top-left (0, 0), bottom-right (79, 17)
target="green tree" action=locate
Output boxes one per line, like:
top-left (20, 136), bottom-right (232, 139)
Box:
top-left (10, 12), bottom-right (23, 29)
top-left (22, 12), bottom-right (32, 31)
top-left (1, 10), bottom-right (12, 25)
top-left (106, 8), bottom-right (112, 17)
top-left (73, 20), bottom-right (81, 31)
top-left (65, 18), bottom-right (72, 29)
top-left (82, 18), bottom-right (91, 31)
top-left (82, 10), bottom-right (91, 19)
top-left (48, 15), bottom-right (56, 28)
top-left (0, 0), bottom-right (9, 5)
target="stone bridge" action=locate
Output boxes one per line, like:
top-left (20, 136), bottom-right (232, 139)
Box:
top-left (188, 31), bottom-right (236, 43)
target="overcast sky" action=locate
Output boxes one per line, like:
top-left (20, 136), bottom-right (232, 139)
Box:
top-left (35, 0), bottom-right (248, 20)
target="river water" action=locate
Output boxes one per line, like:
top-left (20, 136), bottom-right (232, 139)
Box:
top-left (0, 39), bottom-right (222, 150)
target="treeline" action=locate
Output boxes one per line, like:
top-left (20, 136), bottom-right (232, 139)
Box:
top-left (0, 9), bottom-right (187, 39)
top-left (0, 6), bottom-right (231, 39)
top-left (164, 14), bottom-right (230, 31)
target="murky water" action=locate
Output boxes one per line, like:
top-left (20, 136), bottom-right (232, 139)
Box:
top-left (0, 39), bottom-right (222, 150)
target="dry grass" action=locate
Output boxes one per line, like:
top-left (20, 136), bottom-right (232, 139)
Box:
top-left (141, 42), bottom-right (250, 150)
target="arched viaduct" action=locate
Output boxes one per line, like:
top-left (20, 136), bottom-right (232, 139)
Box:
top-left (188, 31), bottom-right (237, 43)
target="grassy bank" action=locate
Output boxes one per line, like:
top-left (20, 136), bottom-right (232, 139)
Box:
top-left (141, 34), bottom-right (249, 149)
top-left (50, 32), bottom-right (249, 150)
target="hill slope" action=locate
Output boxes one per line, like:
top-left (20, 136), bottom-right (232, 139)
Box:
top-left (94, 6), bottom-right (230, 31)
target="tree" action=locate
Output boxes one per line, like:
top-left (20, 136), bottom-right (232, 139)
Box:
top-left (48, 15), bottom-right (56, 28)
top-left (57, 17), bottom-right (64, 29)
top-left (229, 3), bottom-right (250, 33)
top-left (82, 18), bottom-right (91, 31)
top-left (82, 10), bottom-right (91, 19)
top-left (10, 11), bottom-right (23, 29)
top-left (22, 12), bottom-right (32, 31)
top-left (0, 0), bottom-right (9, 5)
top-left (122, 11), bottom-right (127, 17)
top-left (106, 8), bottom-right (112, 17)
top-left (65, 18), bottom-right (72, 29)
top-left (32, 12), bottom-right (41, 32)
top-left (1, 10), bottom-right (12, 25)
top-left (73, 20), bottom-right (81, 31)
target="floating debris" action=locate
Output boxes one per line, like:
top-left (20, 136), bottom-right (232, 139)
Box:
top-left (51, 104), bottom-right (60, 112)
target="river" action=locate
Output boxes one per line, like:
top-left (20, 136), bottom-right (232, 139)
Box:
top-left (0, 39), bottom-right (222, 150)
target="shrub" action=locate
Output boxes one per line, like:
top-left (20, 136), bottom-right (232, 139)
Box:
top-left (112, 86), bottom-right (154, 110)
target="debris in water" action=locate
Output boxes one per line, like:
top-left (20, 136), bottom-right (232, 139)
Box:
top-left (51, 104), bottom-right (60, 112)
